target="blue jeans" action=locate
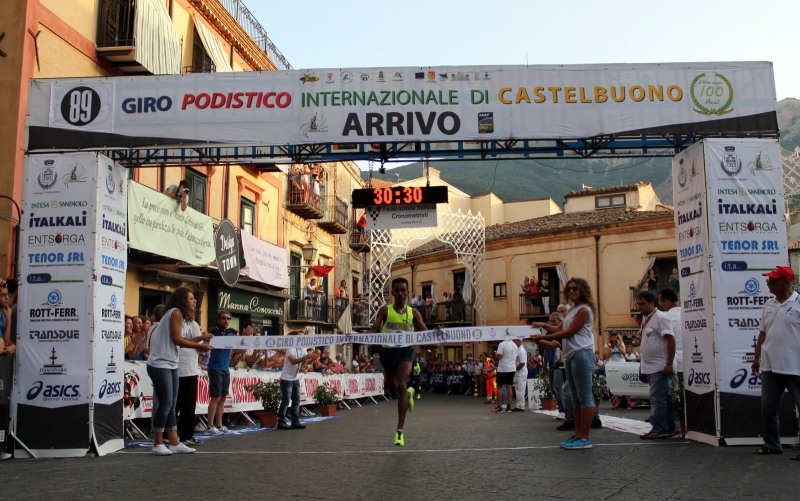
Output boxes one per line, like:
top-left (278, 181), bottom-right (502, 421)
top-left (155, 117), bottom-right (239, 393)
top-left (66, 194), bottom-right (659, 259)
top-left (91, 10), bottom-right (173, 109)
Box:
top-left (550, 368), bottom-right (565, 413)
top-left (647, 371), bottom-right (675, 435)
top-left (562, 379), bottom-right (599, 422)
top-left (278, 379), bottom-right (301, 425)
top-left (760, 371), bottom-right (800, 451)
top-left (565, 348), bottom-right (595, 409)
top-left (147, 365), bottom-right (179, 433)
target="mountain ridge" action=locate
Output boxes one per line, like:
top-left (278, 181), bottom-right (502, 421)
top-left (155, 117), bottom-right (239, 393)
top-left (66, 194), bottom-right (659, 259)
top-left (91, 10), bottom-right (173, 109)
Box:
top-left (361, 98), bottom-right (798, 208)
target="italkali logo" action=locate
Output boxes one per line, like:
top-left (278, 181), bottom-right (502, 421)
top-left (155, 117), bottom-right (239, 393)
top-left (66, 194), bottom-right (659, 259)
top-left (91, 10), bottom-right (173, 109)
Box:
top-left (300, 113), bottom-right (329, 138)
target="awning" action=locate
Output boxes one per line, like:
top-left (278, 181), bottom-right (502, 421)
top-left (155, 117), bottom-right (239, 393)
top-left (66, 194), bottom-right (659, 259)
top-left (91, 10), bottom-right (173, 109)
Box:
top-left (193, 15), bottom-right (233, 72)
top-left (135, 0), bottom-right (182, 74)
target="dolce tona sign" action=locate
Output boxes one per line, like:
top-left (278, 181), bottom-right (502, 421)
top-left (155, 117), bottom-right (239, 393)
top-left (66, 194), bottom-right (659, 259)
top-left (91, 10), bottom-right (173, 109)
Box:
top-left (218, 288), bottom-right (283, 317)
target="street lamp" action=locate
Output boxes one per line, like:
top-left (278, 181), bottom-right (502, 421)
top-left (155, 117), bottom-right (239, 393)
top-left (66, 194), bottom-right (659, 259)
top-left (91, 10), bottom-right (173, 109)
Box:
top-left (288, 239), bottom-right (317, 273)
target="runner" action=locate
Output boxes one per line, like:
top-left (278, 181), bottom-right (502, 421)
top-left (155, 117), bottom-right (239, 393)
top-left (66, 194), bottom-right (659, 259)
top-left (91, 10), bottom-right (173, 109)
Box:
top-left (369, 277), bottom-right (427, 446)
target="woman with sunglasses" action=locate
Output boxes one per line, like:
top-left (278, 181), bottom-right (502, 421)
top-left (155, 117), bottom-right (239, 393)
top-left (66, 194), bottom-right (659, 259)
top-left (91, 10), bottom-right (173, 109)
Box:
top-left (147, 287), bottom-right (213, 455)
top-left (531, 278), bottom-right (597, 450)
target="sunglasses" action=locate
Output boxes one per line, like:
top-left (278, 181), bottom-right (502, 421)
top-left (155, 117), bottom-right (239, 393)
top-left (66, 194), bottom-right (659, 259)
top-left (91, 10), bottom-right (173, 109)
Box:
top-left (565, 286), bottom-right (580, 292)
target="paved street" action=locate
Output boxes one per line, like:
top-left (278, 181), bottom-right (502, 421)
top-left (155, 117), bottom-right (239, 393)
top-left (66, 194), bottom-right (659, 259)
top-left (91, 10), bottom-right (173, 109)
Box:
top-left (2, 394), bottom-right (799, 500)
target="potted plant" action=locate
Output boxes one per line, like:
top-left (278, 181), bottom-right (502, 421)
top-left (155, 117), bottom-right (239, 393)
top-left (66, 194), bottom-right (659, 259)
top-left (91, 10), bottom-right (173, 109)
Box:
top-left (592, 373), bottom-right (609, 411)
top-left (313, 382), bottom-right (340, 416)
top-left (533, 372), bottom-right (557, 410)
top-left (245, 380), bottom-right (282, 428)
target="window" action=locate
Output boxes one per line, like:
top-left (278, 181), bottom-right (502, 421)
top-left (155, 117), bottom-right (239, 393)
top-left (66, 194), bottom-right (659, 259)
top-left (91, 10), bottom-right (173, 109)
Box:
top-left (191, 28), bottom-right (214, 73)
top-left (184, 168), bottom-right (207, 213)
top-left (290, 252), bottom-right (302, 298)
top-left (453, 271), bottom-right (465, 295)
top-left (493, 283), bottom-right (507, 298)
top-left (241, 199), bottom-right (255, 235)
top-left (596, 194), bottom-right (626, 209)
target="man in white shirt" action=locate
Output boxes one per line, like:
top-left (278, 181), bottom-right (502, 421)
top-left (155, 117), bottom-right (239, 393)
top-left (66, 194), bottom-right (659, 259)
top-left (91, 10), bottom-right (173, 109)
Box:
top-left (753, 266), bottom-right (800, 458)
top-left (494, 338), bottom-right (518, 412)
top-left (511, 339), bottom-right (528, 411)
top-left (277, 331), bottom-right (319, 430)
top-left (636, 290), bottom-right (676, 439)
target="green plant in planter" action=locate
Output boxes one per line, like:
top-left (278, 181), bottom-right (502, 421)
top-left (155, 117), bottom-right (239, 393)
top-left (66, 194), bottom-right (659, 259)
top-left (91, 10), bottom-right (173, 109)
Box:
top-left (533, 372), bottom-right (555, 400)
top-left (592, 373), bottom-right (610, 403)
top-left (245, 380), bottom-right (282, 412)
top-left (313, 382), bottom-right (339, 406)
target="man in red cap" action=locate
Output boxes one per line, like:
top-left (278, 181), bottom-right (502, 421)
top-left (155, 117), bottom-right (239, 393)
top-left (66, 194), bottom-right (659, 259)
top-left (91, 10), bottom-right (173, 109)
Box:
top-left (753, 266), bottom-right (800, 459)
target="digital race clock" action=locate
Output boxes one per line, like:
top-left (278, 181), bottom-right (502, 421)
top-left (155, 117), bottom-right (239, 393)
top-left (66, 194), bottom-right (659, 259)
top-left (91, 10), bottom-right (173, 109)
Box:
top-left (351, 186), bottom-right (448, 208)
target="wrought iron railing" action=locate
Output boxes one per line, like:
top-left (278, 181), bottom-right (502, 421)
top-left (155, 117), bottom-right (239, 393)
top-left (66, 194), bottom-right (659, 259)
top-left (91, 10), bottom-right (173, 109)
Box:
top-left (97, 0), bottom-right (135, 47)
top-left (352, 299), bottom-right (370, 328)
top-left (332, 196), bottom-right (348, 228)
top-left (183, 62), bottom-right (216, 73)
top-left (288, 174), bottom-right (324, 211)
top-left (287, 289), bottom-right (331, 323)
top-left (218, 0), bottom-right (292, 70)
top-left (519, 293), bottom-right (556, 318)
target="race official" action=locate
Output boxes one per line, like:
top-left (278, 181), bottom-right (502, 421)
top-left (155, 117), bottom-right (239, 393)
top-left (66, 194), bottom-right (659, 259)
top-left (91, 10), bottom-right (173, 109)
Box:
top-left (636, 290), bottom-right (676, 439)
top-left (753, 266), bottom-right (800, 459)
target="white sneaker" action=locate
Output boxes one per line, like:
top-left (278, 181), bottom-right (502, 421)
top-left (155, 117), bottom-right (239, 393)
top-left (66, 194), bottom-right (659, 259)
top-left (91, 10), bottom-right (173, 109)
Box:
top-left (556, 413), bottom-right (566, 421)
top-left (151, 444), bottom-right (172, 456)
top-left (219, 426), bottom-right (229, 434)
top-left (0, 452), bottom-right (12, 461)
top-left (205, 426), bottom-right (221, 436)
top-left (168, 443), bottom-right (196, 454)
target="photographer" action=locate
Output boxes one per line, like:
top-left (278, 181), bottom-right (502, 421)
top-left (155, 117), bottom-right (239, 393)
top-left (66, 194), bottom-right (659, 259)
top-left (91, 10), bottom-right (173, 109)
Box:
top-left (165, 179), bottom-right (190, 212)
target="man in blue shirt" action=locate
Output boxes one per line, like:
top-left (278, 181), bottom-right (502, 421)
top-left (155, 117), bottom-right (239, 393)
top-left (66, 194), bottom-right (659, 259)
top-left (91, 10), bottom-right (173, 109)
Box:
top-left (206, 311), bottom-right (234, 435)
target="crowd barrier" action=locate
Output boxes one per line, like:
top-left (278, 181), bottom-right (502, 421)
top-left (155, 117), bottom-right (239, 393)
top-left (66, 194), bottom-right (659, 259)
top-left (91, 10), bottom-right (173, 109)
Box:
top-left (124, 362), bottom-right (385, 420)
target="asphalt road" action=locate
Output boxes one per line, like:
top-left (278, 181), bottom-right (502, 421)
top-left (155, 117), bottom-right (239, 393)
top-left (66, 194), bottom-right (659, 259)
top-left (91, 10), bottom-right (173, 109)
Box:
top-left (1, 394), bottom-right (798, 500)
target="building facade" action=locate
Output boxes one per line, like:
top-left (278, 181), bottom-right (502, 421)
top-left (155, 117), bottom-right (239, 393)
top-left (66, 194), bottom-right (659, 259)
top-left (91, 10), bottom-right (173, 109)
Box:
top-left (391, 183), bottom-right (677, 360)
top-left (1, 0), bottom-right (365, 336)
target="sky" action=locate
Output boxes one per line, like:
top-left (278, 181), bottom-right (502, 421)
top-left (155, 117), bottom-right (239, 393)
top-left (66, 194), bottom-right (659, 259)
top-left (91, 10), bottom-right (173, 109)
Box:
top-left (251, 0), bottom-right (798, 101)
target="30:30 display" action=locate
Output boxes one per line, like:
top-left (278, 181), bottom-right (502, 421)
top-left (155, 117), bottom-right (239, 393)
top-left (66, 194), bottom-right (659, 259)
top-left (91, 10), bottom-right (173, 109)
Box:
top-left (372, 186), bottom-right (423, 205)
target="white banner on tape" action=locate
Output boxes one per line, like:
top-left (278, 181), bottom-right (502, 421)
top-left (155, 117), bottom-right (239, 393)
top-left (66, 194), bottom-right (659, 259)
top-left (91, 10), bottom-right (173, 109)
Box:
top-left (209, 325), bottom-right (534, 350)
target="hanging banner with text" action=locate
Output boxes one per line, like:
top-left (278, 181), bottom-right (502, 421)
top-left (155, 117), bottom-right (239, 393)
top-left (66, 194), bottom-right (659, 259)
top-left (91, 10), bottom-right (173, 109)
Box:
top-left (127, 180), bottom-right (215, 266)
top-left (672, 141), bottom-right (717, 444)
top-left (240, 230), bottom-right (289, 289)
top-left (27, 63), bottom-right (777, 150)
top-left (704, 139), bottom-right (793, 445)
top-left (210, 325), bottom-right (535, 350)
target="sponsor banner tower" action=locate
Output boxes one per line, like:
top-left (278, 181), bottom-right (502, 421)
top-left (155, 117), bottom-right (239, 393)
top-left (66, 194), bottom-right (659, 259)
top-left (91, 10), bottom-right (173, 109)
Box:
top-left (15, 152), bottom-right (126, 457)
top-left (672, 138), bottom-right (792, 446)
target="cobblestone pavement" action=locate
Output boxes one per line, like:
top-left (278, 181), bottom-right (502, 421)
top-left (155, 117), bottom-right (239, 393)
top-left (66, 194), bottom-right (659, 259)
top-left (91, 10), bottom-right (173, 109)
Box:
top-left (2, 394), bottom-right (798, 500)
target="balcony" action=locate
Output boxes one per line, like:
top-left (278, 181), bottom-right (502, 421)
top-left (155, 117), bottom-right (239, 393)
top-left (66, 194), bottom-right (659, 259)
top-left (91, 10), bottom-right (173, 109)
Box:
top-left (216, 0), bottom-right (292, 70)
top-left (96, 0), bottom-right (181, 75)
top-left (183, 62), bottom-right (216, 74)
top-left (349, 210), bottom-right (370, 252)
top-left (286, 290), bottom-right (333, 325)
top-left (352, 299), bottom-right (371, 331)
top-left (287, 173), bottom-right (324, 219)
top-left (518, 293), bottom-right (558, 322)
top-left (415, 302), bottom-right (474, 327)
top-left (318, 196), bottom-right (349, 234)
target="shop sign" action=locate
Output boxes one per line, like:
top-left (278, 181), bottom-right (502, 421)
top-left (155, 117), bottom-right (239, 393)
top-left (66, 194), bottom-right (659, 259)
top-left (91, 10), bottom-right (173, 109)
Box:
top-left (217, 287), bottom-right (283, 316)
top-left (214, 219), bottom-right (240, 287)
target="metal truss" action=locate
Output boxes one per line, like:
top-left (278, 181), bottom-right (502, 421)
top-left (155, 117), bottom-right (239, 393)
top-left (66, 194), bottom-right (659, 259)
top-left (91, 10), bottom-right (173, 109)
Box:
top-left (367, 209), bottom-right (486, 327)
top-left (97, 134), bottom-right (714, 167)
top-left (782, 147), bottom-right (800, 198)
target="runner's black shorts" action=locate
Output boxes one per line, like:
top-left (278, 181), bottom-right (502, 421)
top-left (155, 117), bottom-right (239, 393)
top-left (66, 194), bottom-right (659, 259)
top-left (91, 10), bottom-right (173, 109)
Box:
top-left (379, 346), bottom-right (414, 373)
top-left (496, 371), bottom-right (515, 386)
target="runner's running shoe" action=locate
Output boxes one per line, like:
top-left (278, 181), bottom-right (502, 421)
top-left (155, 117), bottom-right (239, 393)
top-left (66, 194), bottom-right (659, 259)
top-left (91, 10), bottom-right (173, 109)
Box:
top-left (394, 431), bottom-right (405, 446)
top-left (407, 388), bottom-right (415, 411)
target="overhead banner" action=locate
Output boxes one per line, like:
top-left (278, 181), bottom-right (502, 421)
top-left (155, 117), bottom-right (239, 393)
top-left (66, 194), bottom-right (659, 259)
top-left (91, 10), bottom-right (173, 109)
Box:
top-left (27, 63), bottom-right (777, 150)
top-left (704, 139), bottom-right (793, 445)
top-left (672, 142), bottom-right (717, 443)
top-left (127, 180), bottom-right (215, 266)
top-left (240, 230), bottom-right (289, 289)
top-left (16, 153), bottom-right (126, 457)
